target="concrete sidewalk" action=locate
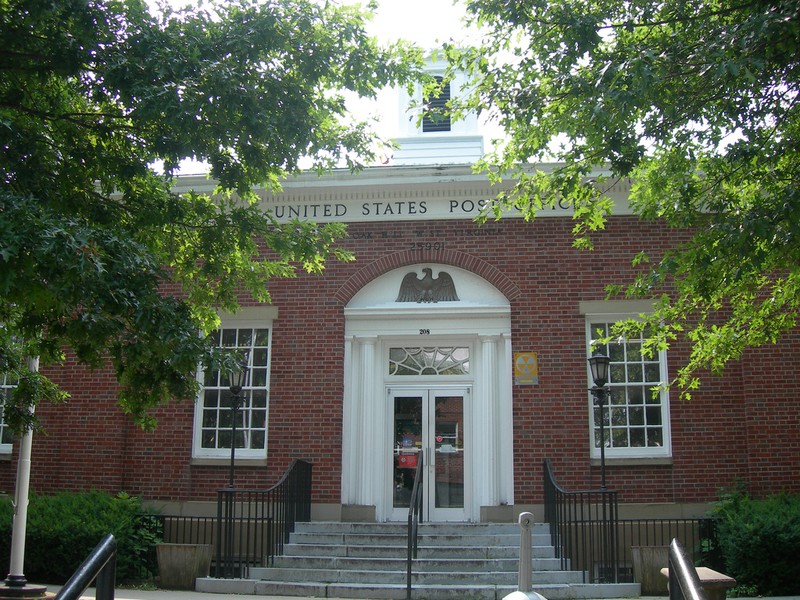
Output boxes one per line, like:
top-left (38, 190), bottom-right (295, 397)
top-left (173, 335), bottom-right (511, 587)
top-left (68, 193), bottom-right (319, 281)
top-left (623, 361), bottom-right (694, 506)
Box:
top-left (42, 589), bottom-right (800, 600)
top-left (45, 591), bottom-right (625, 600)
top-left (45, 586), bottom-right (321, 600)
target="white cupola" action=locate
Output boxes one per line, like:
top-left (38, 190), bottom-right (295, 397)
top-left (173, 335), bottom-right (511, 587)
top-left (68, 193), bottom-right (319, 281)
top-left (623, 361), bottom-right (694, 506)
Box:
top-left (391, 56), bottom-right (484, 166)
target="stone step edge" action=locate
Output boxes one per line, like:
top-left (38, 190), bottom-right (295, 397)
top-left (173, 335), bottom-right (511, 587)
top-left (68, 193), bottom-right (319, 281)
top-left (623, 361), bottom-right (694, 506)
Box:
top-left (197, 577), bottom-right (640, 599)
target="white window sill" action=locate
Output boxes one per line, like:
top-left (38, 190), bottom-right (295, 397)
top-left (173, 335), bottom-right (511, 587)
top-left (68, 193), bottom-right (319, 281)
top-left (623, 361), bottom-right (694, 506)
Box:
top-left (190, 457), bottom-right (268, 467)
top-left (590, 456), bottom-right (673, 467)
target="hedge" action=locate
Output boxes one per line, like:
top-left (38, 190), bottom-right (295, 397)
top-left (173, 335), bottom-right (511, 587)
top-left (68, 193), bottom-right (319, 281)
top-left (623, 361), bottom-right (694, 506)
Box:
top-left (0, 491), bottom-right (161, 584)
top-left (712, 490), bottom-right (800, 596)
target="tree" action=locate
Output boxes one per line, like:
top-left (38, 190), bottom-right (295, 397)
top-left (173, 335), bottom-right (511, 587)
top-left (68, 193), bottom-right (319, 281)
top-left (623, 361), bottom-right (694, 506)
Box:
top-left (446, 0), bottom-right (800, 395)
top-left (0, 0), bottom-right (423, 431)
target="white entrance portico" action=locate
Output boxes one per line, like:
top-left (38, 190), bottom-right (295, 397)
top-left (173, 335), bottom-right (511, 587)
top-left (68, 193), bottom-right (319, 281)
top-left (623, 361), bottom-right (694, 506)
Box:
top-left (341, 264), bottom-right (514, 522)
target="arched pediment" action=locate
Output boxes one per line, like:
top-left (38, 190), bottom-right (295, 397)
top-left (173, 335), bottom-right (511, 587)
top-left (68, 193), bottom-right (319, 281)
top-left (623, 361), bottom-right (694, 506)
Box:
top-left (346, 264), bottom-right (510, 310)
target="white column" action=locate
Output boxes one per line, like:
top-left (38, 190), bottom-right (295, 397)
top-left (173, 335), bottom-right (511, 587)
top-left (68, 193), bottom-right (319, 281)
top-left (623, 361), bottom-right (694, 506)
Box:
top-left (478, 335), bottom-right (499, 508)
top-left (498, 334), bottom-right (515, 505)
top-left (341, 336), bottom-right (359, 504)
top-left (357, 337), bottom-right (377, 506)
top-left (6, 356), bottom-right (39, 588)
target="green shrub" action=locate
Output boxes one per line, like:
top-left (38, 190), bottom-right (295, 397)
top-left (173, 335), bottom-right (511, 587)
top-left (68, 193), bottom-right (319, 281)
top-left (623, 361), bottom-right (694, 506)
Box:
top-left (712, 490), bottom-right (800, 596)
top-left (0, 491), bottom-right (161, 584)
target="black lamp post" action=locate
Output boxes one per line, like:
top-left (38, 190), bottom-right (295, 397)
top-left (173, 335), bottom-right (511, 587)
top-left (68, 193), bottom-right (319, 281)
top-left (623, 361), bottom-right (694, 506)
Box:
top-left (227, 359), bottom-right (250, 489)
top-left (588, 353), bottom-right (611, 490)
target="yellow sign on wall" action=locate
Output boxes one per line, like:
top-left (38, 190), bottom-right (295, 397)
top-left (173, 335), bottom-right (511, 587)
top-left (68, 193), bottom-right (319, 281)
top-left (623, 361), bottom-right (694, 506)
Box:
top-left (514, 352), bottom-right (539, 385)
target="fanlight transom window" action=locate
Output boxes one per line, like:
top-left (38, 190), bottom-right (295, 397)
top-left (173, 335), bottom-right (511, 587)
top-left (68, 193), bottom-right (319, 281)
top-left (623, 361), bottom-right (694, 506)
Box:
top-left (389, 347), bottom-right (470, 376)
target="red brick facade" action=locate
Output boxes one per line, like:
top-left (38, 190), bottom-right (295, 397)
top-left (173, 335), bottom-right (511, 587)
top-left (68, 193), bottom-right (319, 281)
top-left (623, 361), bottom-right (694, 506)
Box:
top-left (3, 170), bottom-right (799, 517)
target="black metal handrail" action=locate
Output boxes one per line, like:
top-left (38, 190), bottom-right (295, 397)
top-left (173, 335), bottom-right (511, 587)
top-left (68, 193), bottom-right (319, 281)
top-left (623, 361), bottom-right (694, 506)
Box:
top-left (55, 533), bottom-right (117, 600)
top-left (215, 458), bottom-right (312, 578)
top-left (406, 451), bottom-right (424, 600)
top-left (668, 538), bottom-right (707, 600)
top-left (543, 459), bottom-right (620, 583)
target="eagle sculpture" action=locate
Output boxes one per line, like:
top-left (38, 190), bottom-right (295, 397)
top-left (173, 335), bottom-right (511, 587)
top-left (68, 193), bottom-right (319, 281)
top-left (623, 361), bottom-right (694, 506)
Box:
top-left (396, 268), bottom-right (459, 303)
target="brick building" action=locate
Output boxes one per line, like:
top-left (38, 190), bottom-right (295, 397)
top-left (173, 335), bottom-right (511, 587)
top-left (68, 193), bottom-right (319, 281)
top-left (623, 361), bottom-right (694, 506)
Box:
top-left (2, 70), bottom-right (799, 524)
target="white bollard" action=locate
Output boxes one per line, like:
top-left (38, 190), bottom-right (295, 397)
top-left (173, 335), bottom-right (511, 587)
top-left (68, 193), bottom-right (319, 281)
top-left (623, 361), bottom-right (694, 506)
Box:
top-left (503, 512), bottom-right (548, 600)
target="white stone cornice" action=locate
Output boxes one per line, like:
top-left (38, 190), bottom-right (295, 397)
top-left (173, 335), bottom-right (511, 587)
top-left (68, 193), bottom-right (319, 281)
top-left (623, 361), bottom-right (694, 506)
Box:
top-left (171, 163), bottom-right (636, 223)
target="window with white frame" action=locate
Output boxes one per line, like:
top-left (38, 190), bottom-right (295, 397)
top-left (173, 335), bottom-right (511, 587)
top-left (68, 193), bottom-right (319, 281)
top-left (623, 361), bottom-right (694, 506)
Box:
top-left (0, 373), bottom-right (16, 454)
top-left (193, 324), bottom-right (271, 459)
top-left (586, 319), bottom-right (671, 458)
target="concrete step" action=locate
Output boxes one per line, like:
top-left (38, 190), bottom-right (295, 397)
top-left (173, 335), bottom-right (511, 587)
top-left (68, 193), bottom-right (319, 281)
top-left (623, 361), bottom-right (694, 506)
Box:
top-left (195, 521), bottom-right (641, 600)
top-left (288, 531), bottom-right (552, 547)
top-left (266, 557), bottom-right (568, 575)
top-left (293, 521), bottom-right (547, 535)
top-left (197, 577), bottom-right (641, 600)
top-left (283, 542), bottom-right (556, 559)
top-left (251, 565), bottom-right (584, 585)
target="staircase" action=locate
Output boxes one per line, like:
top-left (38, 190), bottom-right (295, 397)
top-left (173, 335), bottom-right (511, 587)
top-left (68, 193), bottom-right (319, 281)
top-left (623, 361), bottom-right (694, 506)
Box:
top-left (196, 522), bottom-right (640, 600)
top-left (197, 521), bottom-right (640, 600)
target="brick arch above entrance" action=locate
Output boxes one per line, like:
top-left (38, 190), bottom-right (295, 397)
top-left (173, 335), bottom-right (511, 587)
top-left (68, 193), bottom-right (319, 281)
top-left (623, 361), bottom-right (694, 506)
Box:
top-left (334, 250), bottom-right (521, 304)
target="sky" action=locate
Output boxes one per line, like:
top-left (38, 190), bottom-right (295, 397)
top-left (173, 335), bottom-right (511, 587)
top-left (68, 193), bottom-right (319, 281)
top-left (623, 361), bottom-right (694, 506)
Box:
top-left (365, 0), bottom-right (470, 47)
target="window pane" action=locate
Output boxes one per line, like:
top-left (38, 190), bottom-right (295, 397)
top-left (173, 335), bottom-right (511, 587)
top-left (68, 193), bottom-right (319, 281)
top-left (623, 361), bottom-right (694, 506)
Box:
top-left (629, 386), bottom-right (644, 405)
top-left (202, 431), bottom-right (217, 448)
top-left (255, 328), bottom-right (270, 346)
top-left (251, 368), bottom-right (268, 387)
top-left (646, 406), bottom-right (663, 425)
top-left (612, 429), bottom-right (628, 447)
top-left (594, 427), bottom-right (608, 448)
top-left (250, 431), bottom-right (265, 450)
top-left (253, 348), bottom-right (269, 367)
top-left (251, 409), bottom-right (266, 429)
top-left (610, 388), bottom-right (626, 405)
top-left (204, 368), bottom-right (219, 387)
top-left (609, 407), bottom-right (626, 426)
top-left (593, 405), bottom-right (607, 427)
top-left (218, 430), bottom-right (232, 447)
top-left (238, 329), bottom-right (253, 347)
top-left (646, 388), bottom-right (661, 404)
top-left (251, 390), bottom-right (268, 408)
top-left (630, 428), bottom-right (646, 447)
top-left (203, 390), bottom-right (218, 408)
top-left (590, 322), bottom-right (608, 338)
top-left (647, 428), bottom-right (663, 447)
top-left (221, 329), bottom-right (237, 346)
top-left (644, 363), bottom-right (661, 382)
top-left (202, 410), bottom-right (218, 428)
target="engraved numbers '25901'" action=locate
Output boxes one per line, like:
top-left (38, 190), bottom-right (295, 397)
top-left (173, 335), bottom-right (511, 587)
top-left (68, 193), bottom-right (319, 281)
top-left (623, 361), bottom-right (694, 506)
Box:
top-left (410, 242), bottom-right (445, 251)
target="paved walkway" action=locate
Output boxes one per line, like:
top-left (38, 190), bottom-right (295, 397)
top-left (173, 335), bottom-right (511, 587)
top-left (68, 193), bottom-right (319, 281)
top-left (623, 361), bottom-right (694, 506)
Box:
top-left (42, 588), bottom-right (800, 600)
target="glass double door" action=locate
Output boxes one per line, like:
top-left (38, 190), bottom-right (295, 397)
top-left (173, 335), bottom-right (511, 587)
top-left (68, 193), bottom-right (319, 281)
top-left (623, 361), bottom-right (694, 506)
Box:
top-left (390, 387), bottom-right (467, 521)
